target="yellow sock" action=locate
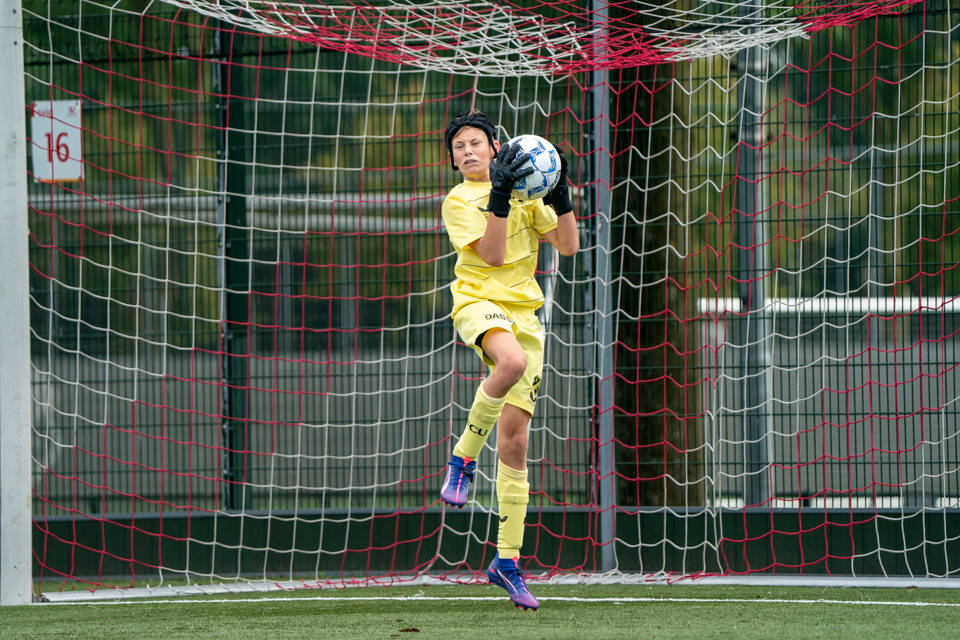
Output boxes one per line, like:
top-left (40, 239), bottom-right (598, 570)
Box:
top-left (496, 462), bottom-right (529, 558)
top-left (453, 383), bottom-right (506, 461)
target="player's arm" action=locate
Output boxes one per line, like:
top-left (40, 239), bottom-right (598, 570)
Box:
top-left (470, 217), bottom-right (508, 267)
top-left (542, 211), bottom-right (579, 257)
top-left (542, 149), bottom-right (580, 257)
top-left (469, 142), bottom-right (532, 267)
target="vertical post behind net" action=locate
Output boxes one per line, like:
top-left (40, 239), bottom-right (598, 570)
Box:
top-left (736, 6), bottom-right (771, 509)
top-left (0, 0), bottom-right (32, 606)
top-left (591, 0), bottom-right (615, 573)
top-left (222, 28), bottom-right (252, 512)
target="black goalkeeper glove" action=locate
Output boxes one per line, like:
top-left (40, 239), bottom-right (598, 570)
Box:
top-left (543, 148), bottom-right (573, 216)
top-left (487, 142), bottom-right (533, 218)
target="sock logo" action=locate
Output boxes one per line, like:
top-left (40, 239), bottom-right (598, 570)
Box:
top-left (468, 423), bottom-right (489, 436)
top-left (500, 516), bottom-right (508, 523)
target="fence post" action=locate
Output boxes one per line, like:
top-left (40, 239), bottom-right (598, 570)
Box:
top-left (0, 0), bottom-right (34, 605)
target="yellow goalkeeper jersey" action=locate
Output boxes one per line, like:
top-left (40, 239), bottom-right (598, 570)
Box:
top-left (441, 180), bottom-right (559, 316)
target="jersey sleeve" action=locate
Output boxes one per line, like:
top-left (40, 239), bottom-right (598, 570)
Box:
top-left (531, 198), bottom-right (559, 238)
top-left (442, 192), bottom-right (488, 252)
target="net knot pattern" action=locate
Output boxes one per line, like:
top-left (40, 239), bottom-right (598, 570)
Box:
top-left (153, 0), bottom-right (925, 75)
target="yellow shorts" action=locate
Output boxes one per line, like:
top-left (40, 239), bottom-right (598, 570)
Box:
top-left (453, 300), bottom-right (544, 415)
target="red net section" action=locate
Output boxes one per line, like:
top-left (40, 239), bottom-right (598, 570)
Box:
top-left (604, 2), bottom-right (960, 576)
top-left (157, 0), bottom-right (925, 74)
top-left (23, 0), bottom-right (960, 598)
top-left (26, 7), bottom-right (597, 590)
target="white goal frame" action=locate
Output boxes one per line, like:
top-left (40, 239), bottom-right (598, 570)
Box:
top-left (0, 0), bottom-right (32, 607)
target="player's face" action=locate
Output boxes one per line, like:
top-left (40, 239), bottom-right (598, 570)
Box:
top-left (451, 127), bottom-right (500, 182)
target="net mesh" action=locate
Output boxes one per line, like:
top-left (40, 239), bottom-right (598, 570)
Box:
top-left (154, 0), bottom-right (926, 75)
top-left (21, 0), bottom-right (960, 595)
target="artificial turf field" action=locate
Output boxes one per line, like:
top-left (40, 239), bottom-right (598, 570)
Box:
top-left (5, 583), bottom-right (960, 639)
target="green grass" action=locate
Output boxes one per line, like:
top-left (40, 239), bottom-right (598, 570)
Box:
top-left (6, 584), bottom-right (960, 639)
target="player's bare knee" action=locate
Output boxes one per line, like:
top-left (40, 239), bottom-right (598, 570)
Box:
top-left (500, 352), bottom-right (527, 385)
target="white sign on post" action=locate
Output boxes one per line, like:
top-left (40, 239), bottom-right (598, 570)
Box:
top-left (31, 100), bottom-right (83, 183)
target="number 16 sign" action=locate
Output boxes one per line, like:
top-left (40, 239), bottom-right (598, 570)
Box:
top-left (31, 100), bottom-right (83, 182)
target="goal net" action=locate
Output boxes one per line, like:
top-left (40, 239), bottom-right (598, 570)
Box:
top-left (17, 0), bottom-right (960, 598)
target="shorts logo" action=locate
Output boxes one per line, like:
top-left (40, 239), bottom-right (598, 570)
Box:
top-left (484, 312), bottom-right (514, 324)
top-left (468, 423), bottom-right (489, 437)
top-left (529, 375), bottom-right (542, 405)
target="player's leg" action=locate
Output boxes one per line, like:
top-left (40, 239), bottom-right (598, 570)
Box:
top-left (485, 308), bottom-right (542, 611)
top-left (474, 328), bottom-right (528, 397)
top-left (442, 303), bottom-right (522, 508)
top-left (495, 403), bottom-right (529, 471)
top-left (487, 404), bottom-right (539, 611)
top-left (493, 403), bottom-right (531, 558)
top-left (452, 327), bottom-right (526, 461)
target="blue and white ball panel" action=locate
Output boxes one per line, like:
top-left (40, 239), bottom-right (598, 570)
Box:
top-left (506, 135), bottom-right (560, 201)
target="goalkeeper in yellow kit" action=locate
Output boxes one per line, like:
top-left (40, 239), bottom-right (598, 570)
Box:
top-left (439, 110), bottom-right (580, 611)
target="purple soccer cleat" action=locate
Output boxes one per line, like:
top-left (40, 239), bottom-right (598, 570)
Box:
top-left (440, 454), bottom-right (476, 508)
top-left (487, 553), bottom-right (539, 611)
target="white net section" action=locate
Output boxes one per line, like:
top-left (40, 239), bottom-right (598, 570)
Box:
top-left (154, 0), bottom-right (926, 75)
top-left (14, 0), bottom-right (960, 599)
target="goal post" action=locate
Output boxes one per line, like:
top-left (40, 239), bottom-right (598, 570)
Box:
top-left (0, 0), bottom-right (32, 606)
top-left (4, 0), bottom-right (960, 603)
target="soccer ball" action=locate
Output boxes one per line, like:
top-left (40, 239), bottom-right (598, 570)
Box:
top-left (505, 134), bottom-right (560, 201)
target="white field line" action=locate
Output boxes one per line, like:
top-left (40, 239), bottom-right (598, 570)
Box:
top-left (38, 596), bottom-right (960, 608)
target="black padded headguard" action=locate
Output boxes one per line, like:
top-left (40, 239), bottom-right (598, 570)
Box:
top-left (444, 110), bottom-right (497, 171)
